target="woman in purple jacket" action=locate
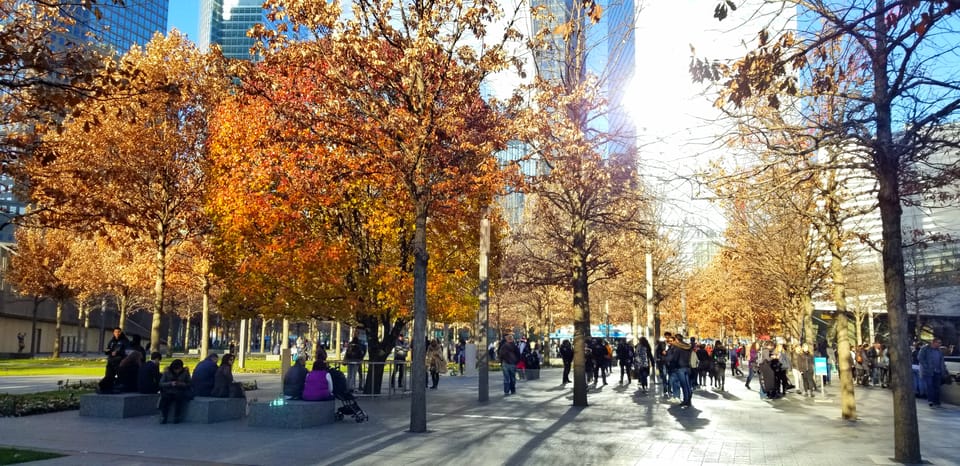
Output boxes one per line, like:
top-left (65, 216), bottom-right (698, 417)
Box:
top-left (302, 361), bottom-right (335, 401)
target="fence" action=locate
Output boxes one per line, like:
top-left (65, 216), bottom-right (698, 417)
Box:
top-left (326, 359), bottom-right (410, 398)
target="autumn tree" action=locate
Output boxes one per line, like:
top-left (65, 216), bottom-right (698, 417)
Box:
top-left (21, 32), bottom-right (229, 353)
top-left (6, 227), bottom-right (76, 358)
top-left (693, 2), bottom-right (960, 459)
top-left (230, 0), bottom-right (517, 430)
top-left (0, 1), bottom-right (116, 174)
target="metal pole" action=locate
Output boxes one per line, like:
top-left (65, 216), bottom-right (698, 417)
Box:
top-left (478, 212), bottom-right (490, 402)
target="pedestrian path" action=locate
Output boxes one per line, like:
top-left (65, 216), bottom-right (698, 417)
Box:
top-left (0, 368), bottom-right (956, 465)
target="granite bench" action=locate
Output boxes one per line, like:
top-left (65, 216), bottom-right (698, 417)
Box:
top-left (79, 393), bottom-right (159, 418)
top-left (180, 396), bottom-right (247, 423)
top-left (248, 398), bottom-right (335, 428)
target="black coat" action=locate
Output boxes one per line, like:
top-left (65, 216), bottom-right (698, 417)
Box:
top-left (137, 360), bottom-right (161, 394)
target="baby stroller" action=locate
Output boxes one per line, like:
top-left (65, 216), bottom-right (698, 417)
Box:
top-left (329, 366), bottom-right (369, 422)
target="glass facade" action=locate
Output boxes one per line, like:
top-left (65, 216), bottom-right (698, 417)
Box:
top-left (60, 0), bottom-right (168, 55)
top-left (199, 0), bottom-right (266, 60)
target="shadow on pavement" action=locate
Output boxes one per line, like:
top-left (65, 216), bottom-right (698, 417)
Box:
top-left (666, 404), bottom-right (710, 431)
top-left (504, 406), bottom-right (583, 465)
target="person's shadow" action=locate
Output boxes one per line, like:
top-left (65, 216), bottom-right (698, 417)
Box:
top-left (666, 404), bottom-right (710, 431)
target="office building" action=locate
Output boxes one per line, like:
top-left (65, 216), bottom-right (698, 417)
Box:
top-left (198, 0), bottom-right (266, 60)
top-left (58, 1), bottom-right (168, 55)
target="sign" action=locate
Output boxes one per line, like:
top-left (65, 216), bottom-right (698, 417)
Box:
top-left (814, 357), bottom-right (828, 376)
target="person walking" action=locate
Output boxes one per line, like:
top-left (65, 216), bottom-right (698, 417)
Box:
top-left (426, 339), bottom-right (445, 389)
top-left (559, 339), bottom-right (574, 384)
top-left (17, 332), bottom-right (25, 353)
top-left (744, 341), bottom-right (758, 390)
top-left (498, 334), bottom-right (521, 395)
top-left (616, 339), bottom-right (635, 385)
top-left (667, 333), bottom-right (694, 408)
top-left (634, 337), bottom-right (653, 392)
top-left (918, 338), bottom-right (948, 408)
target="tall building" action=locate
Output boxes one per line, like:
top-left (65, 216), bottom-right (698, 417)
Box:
top-left (58, 1), bottom-right (168, 55)
top-left (198, 0), bottom-right (266, 60)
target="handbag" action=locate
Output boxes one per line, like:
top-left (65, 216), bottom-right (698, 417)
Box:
top-left (690, 351), bottom-right (699, 369)
top-left (942, 373), bottom-right (953, 385)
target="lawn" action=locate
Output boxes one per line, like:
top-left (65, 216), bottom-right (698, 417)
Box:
top-left (0, 356), bottom-right (283, 376)
top-left (0, 448), bottom-right (63, 465)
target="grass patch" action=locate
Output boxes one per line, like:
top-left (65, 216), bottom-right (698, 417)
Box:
top-left (0, 358), bottom-right (106, 377)
top-left (0, 356), bottom-right (284, 376)
top-left (0, 447), bottom-right (64, 464)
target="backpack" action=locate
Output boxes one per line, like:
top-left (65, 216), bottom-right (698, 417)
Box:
top-left (328, 367), bottom-right (349, 396)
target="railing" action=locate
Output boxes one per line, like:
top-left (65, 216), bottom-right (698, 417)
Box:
top-left (326, 359), bottom-right (410, 398)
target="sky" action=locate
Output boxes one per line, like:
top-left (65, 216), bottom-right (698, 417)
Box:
top-left (167, 0), bottom-right (200, 41)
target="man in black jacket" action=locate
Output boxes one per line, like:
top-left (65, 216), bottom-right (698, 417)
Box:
top-left (497, 334), bottom-right (521, 395)
top-left (667, 333), bottom-right (694, 408)
top-left (138, 352), bottom-right (163, 394)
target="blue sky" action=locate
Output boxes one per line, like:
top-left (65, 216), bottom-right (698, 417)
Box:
top-left (167, 0), bottom-right (200, 41)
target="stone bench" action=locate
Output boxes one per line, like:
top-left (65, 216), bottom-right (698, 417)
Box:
top-left (79, 393), bottom-right (159, 418)
top-left (248, 398), bottom-right (336, 428)
top-left (180, 396), bottom-right (247, 423)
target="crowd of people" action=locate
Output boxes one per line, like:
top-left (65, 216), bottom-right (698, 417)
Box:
top-left (495, 332), bottom-right (955, 411)
top-left (95, 327), bottom-right (248, 424)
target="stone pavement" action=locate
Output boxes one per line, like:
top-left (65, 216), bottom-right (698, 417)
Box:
top-left (0, 368), bottom-right (957, 466)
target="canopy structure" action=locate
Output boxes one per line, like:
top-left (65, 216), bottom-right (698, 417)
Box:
top-left (550, 324), bottom-right (631, 341)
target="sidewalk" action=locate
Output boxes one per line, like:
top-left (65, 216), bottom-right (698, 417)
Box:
top-left (0, 368), bottom-right (957, 465)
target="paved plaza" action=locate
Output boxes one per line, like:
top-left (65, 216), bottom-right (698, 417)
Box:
top-left (0, 368), bottom-right (957, 466)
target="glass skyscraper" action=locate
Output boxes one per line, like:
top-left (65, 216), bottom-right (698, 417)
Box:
top-left (199, 0), bottom-right (266, 60)
top-left (58, 1), bottom-right (168, 55)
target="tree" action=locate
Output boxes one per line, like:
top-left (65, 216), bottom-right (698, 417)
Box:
top-left (6, 227), bottom-right (75, 358)
top-left (693, 1), bottom-right (960, 461)
top-left (0, 1), bottom-right (115, 173)
top-left (22, 32), bottom-right (229, 353)
top-left (510, 0), bottom-right (649, 407)
top-left (240, 0), bottom-right (516, 431)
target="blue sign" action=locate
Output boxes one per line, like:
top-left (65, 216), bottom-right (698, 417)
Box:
top-left (814, 357), bottom-right (828, 376)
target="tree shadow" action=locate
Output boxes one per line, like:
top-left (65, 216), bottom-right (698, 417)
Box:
top-left (504, 406), bottom-right (584, 465)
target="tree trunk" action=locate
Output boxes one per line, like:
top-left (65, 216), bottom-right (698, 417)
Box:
top-left (150, 238), bottom-right (167, 353)
top-left (113, 295), bottom-right (124, 334)
top-left (77, 301), bottom-right (86, 356)
top-left (871, 2), bottom-right (920, 460)
top-left (201, 275), bottom-right (210, 358)
top-left (82, 301), bottom-right (90, 356)
top-left (30, 297), bottom-right (41, 354)
top-left (571, 226), bottom-right (590, 407)
top-left (877, 144), bottom-right (920, 462)
top-left (166, 312), bottom-right (175, 357)
top-left (51, 299), bottom-right (63, 358)
top-left (828, 227), bottom-right (857, 421)
top-left (409, 198), bottom-right (429, 432)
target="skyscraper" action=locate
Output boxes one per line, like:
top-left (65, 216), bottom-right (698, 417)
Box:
top-left (58, 1), bottom-right (168, 55)
top-left (198, 0), bottom-right (265, 60)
